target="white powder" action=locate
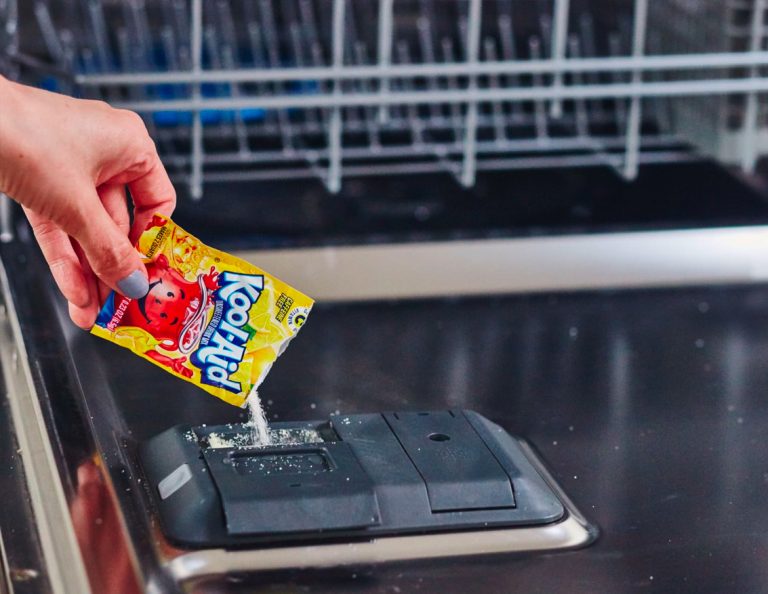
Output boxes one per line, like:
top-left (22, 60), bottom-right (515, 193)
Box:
top-left (205, 427), bottom-right (323, 449)
top-left (246, 391), bottom-right (272, 446)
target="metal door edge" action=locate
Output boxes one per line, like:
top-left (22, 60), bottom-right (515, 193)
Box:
top-left (0, 261), bottom-right (92, 594)
top-left (161, 437), bottom-right (596, 583)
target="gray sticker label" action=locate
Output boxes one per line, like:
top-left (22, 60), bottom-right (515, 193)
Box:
top-left (158, 463), bottom-right (193, 500)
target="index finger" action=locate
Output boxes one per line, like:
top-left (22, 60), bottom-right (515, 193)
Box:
top-left (127, 153), bottom-right (176, 242)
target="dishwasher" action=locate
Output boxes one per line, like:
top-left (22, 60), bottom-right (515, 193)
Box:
top-left (3, 1), bottom-right (768, 594)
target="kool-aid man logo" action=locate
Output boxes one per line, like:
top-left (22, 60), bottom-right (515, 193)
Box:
top-left (191, 272), bottom-right (264, 393)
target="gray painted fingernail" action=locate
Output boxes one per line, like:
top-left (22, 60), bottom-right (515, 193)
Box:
top-left (117, 270), bottom-right (149, 299)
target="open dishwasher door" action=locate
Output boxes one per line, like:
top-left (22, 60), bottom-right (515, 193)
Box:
top-left (0, 235), bottom-right (599, 594)
top-left (6, 215), bottom-right (768, 594)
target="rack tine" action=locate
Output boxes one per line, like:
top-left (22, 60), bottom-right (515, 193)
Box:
top-left (244, 18), bottom-right (268, 108)
top-left (342, 2), bottom-right (363, 136)
top-left (460, 0), bottom-right (482, 188)
top-left (160, 0), bottom-right (177, 40)
top-left (608, 33), bottom-right (628, 132)
top-left (396, 41), bottom-right (425, 148)
top-left (578, 12), bottom-right (604, 120)
top-left (310, 41), bottom-right (332, 135)
top-left (112, 15), bottom-right (161, 146)
top-left (33, 1), bottom-right (66, 67)
top-left (170, 0), bottom-right (191, 69)
top-left (497, 13), bottom-right (521, 121)
top-left (259, 0), bottom-right (295, 153)
top-left (298, 0), bottom-right (320, 48)
top-left (298, 0), bottom-right (327, 130)
top-left (126, 0), bottom-right (152, 71)
top-left (567, 34), bottom-right (589, 139)
top-left (202, 26), bottom-right (225, 128)
top-left (623, 0), bottom-right (648, 180)
top-left (281, 0), bottom-right (313, 138)
top-left (86, 0), bottom-right (112, 72)
top-left (160, 0), bottom-right (185, 71)
top-left (160, 26), bottom-right (178, 70)
top-left (190, 0), bottom-right (203, 200)
top-left (441, 38), bottom-right (463, 145)
top-left (203, 26), bottom-right (232, 140)
top-left (647, 32), bottom-right (672, 134)
top-left (216, 0), bottom-right (251, 157)
top-left (158, 22), bottom-right (193, 167)
top-left (484, 38), bottom-right (507, 144)
top-left (377, 0), bottom-right (394, 124)
top-left (327, 0), bottom-right (346, 194)
top-left (355, 42), bottom-right (382, 150)
top-left (550, 0), bottom-right (570, 118)
top-left (417, 14), bottom-right (443, 122)
top-left (538, 13), bottom-right (553, 58)
top-left (289, 22), bottom-right (319, 131)
top-left (215, 0), bottom-right (238, 58)
top-left (221, 46), bottom-right (251, 157)
top-left (528, 37), bottom-right (549, 144)
top-left (741, 0), bottom-right (766, 173)
top-left (537, 12), bottom-right (556, 122)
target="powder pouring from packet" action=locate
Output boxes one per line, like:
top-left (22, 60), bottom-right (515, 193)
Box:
top-left (90, 214), bottom-right (313, 407)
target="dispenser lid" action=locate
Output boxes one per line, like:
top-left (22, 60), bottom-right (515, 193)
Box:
top-left (203, 442), bottom-right (381, 535)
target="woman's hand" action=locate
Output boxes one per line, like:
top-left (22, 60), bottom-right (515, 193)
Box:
top-left (0, 76), bottom-right (175, 328)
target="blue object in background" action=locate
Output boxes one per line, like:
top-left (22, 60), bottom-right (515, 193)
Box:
top-left (40, 76), bottom-right (60, 93)
top-left (37, 55), bottom-right (321, 130)
top-left (149, 82), bottom-right (267, 128)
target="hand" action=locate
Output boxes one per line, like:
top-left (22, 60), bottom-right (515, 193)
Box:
top-left (0, 76), bottom-right (176, 328)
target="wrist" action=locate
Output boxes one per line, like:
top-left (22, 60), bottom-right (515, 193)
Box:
top-left (0, 76), bottom-right (26, 197)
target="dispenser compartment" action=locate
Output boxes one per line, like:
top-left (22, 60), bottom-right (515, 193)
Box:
top-left (139, 410), bottom-right (567, 548)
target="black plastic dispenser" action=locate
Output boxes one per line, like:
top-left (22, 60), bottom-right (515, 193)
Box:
top-left (139, 410), bottom-right (566, 547)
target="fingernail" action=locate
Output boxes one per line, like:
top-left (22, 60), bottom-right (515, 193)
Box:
top-left (117, 270), bottom-right (149, 299)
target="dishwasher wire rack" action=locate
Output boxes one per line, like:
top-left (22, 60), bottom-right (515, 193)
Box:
top-left (4, 0), bottom-right (768, 199)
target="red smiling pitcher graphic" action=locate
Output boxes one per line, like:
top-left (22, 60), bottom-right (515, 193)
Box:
top-left (109, 254), bottom-right (220, 378)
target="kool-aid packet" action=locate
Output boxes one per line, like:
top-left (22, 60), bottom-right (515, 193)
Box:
top-left (91, 214), bottom-right (313, 407)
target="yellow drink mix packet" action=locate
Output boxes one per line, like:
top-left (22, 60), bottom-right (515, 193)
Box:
top-left (91, 214), bottom-right (313, 407)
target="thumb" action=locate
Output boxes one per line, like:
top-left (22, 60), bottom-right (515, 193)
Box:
top-left (70, 196), bottom-right (149, 300)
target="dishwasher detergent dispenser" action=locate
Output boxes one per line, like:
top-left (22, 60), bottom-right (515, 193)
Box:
top-left (139, 410), bottom-right (596, 566)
